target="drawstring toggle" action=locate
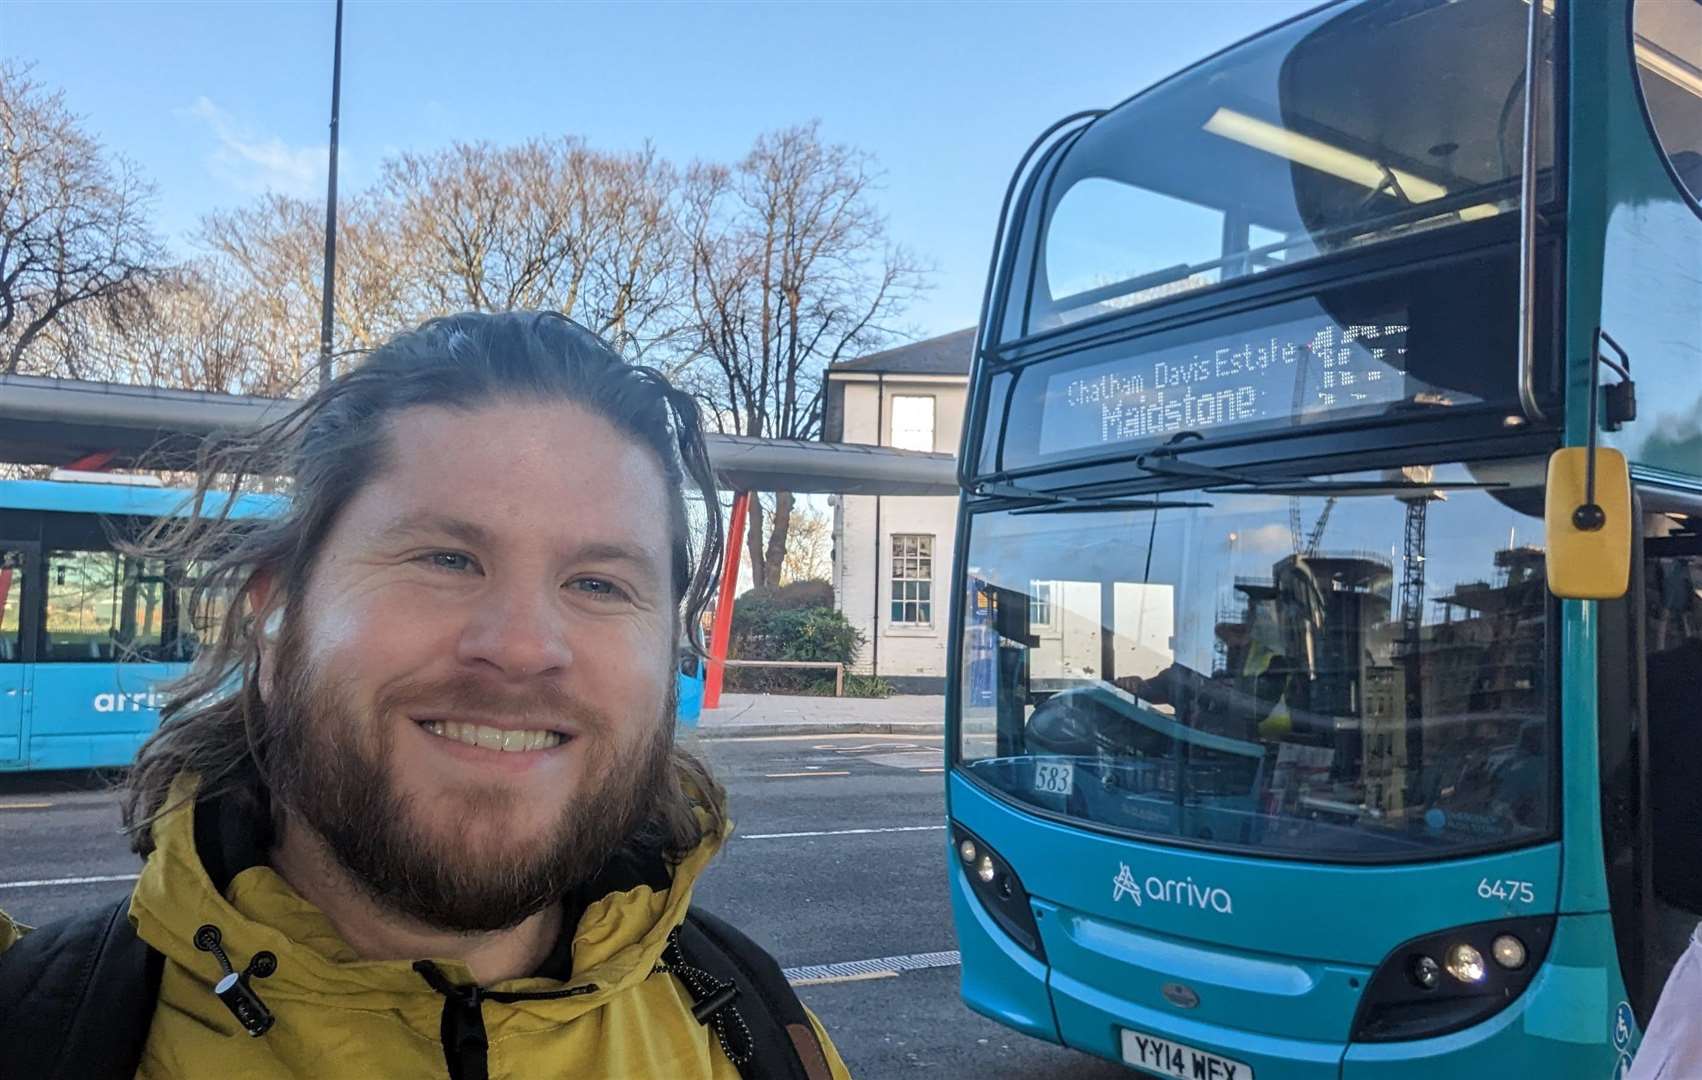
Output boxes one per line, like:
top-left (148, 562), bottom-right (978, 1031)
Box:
top-left (195, 924), bottom-right (277, 1037)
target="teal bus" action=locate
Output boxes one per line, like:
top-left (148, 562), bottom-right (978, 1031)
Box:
top-left (946, 1), bottom-right (1700, 1076)
top-left (0, 472), bottom-right (707, 772)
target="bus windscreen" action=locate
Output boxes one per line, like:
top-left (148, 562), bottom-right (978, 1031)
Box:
top-left (956, 457), bottom-right (1553, 862)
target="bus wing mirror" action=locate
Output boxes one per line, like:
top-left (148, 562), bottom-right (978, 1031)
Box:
top-left (1544, 447), bottom-right (1630, 600)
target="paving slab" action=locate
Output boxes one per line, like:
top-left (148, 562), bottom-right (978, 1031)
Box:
top-left (692, 693), bottom-right (945, 739)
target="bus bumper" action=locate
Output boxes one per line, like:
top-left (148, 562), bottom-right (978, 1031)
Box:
top-left (1030, 910), bottom-right (1627, 1078)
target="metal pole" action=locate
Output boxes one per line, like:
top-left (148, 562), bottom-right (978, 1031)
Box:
top-left (317, 0), bottom-right (344, 387)
top-left (703, 491), bottom-right (751, 711)
top-left (1514, 0), bottom-right (1545, 422)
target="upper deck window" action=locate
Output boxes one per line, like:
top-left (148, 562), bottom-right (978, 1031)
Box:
top-left (1020, 0), bottom-right (1556, 336)
top-left (1632, 0), bottom-right (1702, 209)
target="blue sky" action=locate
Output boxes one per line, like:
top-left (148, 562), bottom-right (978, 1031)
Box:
top-left (6, 0), bottom-right (1314, 340)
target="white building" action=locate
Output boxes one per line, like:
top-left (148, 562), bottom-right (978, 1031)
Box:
top-left (825, 329), bottom-right (972, 692)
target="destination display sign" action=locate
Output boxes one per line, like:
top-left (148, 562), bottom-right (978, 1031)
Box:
top-left (1036, 307), bottom-right (1411, 457)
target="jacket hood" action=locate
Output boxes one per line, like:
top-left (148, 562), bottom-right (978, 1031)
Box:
top-left (129, 772), bottom-right (729, 1028)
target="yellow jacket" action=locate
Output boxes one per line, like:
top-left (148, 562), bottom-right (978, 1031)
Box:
top-left (7, 775), bottom-right (850, 1080)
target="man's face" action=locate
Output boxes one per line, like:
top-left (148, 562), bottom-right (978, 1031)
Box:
top-left (261, 400), bottom-right (680, 931)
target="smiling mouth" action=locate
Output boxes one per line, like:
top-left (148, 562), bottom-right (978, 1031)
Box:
top-left (419, 720), bottom-right (567, 753)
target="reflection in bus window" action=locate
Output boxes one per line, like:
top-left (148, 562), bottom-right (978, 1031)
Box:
top-left (1633, 0), bottom-right (1702, 206)
top-left (45, 550), bottom-right (172, 662)
top-left (175, 560), bottom-right (242, 658)
top-left (958, 458), bottom-right (1552, 860)
top-left (1044, 180), bottom-right (1225, 312)
top-left (0, 551), bottom-right (23, 663)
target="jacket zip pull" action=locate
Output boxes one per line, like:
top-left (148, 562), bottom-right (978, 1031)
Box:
top-left (194, 924), bottom-right (277, 1037)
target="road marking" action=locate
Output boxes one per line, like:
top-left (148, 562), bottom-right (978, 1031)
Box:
top-left (813, 742), bottom-right (941, 754)
top-left (857, 751), bottom-right (942, 771)
top-left (789, 969), bottom-right (899, 987)
top-left (763, 770), bottom-right (850, 779)
top-left (918, 767), bottom-right (944, 774)
top-left (740, 824), bottom-right (945, 840)
top-left (0, 802), bottom-right (54, 810)
top-left (700, 733), bottom-right (938, 744)
top-left (784, 949), bottom-right (961, 985)
top-left (0, 872), bottom-right (140, 891)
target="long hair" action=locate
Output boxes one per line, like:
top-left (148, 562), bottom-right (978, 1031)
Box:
top-left (121, 312), bottom-right (727, 859)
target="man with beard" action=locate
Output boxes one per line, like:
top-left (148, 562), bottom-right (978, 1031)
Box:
top-left (0, 313), bottom-right (850, 1080)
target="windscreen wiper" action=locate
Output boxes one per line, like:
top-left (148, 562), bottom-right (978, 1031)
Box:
top-left (975, 479), bottom-right (1211, 514)
top-left (1133, 431), bottom-right (1260, 486)
top-left (1010, 498), bottom-right (1214, 516)
top-left (1137, 432), bottom-right (1509, 496)
top-left (1204, 479), bottom-right (1509, 496)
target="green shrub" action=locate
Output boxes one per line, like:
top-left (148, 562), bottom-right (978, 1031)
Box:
top-left (725, 588), bottom-right (864, 696)
top-left (767, 579), bottom-right (834, 611)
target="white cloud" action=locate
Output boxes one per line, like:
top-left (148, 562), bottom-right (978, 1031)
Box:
top-left (1237, 523), bottom-right (1294, 556)
top-left (184, 97), bottom-right (326, 198)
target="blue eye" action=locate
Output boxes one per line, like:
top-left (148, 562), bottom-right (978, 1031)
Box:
top-left (426, 552), bottom-right (475, 572)
top-left (570, 578), bottom-right (627, 600)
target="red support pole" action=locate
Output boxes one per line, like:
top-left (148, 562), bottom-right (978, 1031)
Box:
top-left (64, 450), bottom-right (117, 472)
top-left (703, 491), bottom-right (750, 711)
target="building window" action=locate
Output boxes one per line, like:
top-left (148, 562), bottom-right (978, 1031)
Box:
top-left (890, 396), bottom-right (935, 452)
top-left (1029, 581), bottom-right (1053, 627)
top-left (890, 534), bottom-right (934, 625)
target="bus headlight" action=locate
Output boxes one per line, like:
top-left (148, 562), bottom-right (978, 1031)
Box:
top-left (950, 823), bottom-right (1046, 962)
top-left (1444, 944), bottom-right (1486, 985)
top-left (1491, 934), bottom-right (1527, 970)
top-left (1350, 917), bottom-right (1555, 1043)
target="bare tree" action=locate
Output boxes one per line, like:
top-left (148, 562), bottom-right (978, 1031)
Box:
top-left (197, 139), bottom-right (695, 382)
top-left (65, 261), bottom-right (278, 394)
top-left (383, 138), bottom-right (692, 365)
top-left (0, 63), bottom-right (165, 375)
top-left (199, 190), bottom-right (411, 385)
top-left (780, 502), bottom-right (833, 585)
top-left (685, 123), bottom-right (927, 590)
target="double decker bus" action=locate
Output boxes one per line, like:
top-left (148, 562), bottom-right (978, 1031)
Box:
top-left (946, 1), bottom-right (1701, 1076)
top-left (0, 472), bottom-right (707, 772)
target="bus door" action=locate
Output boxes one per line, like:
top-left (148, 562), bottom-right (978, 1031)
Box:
top-left (1599, 499), bottom-right (1702, 1029)
top-left (0, 542), bottom-right (38, 765)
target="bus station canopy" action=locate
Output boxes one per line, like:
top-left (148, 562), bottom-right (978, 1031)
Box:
top-left (0, 374), bottom-right (960, 496)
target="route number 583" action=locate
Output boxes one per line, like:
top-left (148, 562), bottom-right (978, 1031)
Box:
top-left (1478, 878), bottom-right (1535, 903)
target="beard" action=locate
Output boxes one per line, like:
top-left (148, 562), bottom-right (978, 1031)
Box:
top-left (261, 619), bottom-right (676, 933)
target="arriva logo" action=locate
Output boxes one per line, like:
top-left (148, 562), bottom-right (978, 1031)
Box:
top-left (93, 691), bottom-right (164, 713)
top-left (1112, 861), bottom-right (1234, 914)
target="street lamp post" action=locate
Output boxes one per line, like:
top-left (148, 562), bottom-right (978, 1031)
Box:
top-left (317, 0), bottom-right (344, 387)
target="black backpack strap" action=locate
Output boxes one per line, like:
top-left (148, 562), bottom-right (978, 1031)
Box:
top-left (0, 895), bottom-right (163, 1080)
top-left (672, 907), bottom-right (834, 1080)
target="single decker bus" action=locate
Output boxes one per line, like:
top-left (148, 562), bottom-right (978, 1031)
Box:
top-left (946, 1), bottom-right (1701, 1077)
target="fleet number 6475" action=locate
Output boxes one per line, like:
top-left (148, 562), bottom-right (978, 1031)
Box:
top-left (1478, 878), bottom-right (1535, 903)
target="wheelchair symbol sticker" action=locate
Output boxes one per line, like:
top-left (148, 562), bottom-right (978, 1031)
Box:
top-left (1614, 1051), bottom-right (1633, 1080)
top-left (1614, 1001), bottom-right (1634, 1051)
